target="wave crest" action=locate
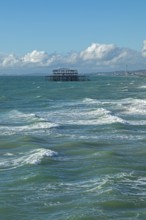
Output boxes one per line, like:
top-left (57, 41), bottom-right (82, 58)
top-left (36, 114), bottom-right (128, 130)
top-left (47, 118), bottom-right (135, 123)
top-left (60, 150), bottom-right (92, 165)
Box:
top-left (0, 148), bottom-right (58, 170)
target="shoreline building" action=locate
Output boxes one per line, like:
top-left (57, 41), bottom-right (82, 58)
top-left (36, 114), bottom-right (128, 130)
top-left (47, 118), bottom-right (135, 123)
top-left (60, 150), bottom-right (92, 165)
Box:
top-left (47, 68), bottom-right (89, 81)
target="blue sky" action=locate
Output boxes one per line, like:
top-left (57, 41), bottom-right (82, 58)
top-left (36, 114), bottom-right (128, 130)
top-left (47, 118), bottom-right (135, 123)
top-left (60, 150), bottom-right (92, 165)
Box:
top-left (0, 0), bottom-right (146, 74)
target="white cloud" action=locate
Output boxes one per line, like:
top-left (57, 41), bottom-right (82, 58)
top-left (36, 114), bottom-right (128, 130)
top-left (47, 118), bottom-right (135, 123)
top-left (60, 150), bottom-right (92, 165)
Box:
top-left (22, 50), bottom-right (49, 65)
top-left (1, 54), bottom-right (19, 67)
top-left (80, 43), bottom-right (116, 60)
top-left (79, 43), bottom-right (140, 67)
top-left (0, 41), bottom-right (146, 74)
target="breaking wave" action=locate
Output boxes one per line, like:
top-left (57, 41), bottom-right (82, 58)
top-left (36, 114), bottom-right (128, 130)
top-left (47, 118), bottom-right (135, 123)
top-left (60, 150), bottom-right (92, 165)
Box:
top-left (0, 148), bottom-right (58, 170)
top-left (0, 110), bottom-right (58, 135)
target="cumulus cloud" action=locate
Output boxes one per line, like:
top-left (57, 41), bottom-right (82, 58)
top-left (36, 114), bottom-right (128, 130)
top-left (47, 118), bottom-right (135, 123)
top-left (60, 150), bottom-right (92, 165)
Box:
top-left (0, 41), bottom-right (146, 74)
top-left (80, 43), bottom-right (140, 67)
top-left (80, 43), bottom-right (116, 60)
top-left (1, 54), bottom-right (19, 67)
top-left (22, 50), bottom-right (49, 65)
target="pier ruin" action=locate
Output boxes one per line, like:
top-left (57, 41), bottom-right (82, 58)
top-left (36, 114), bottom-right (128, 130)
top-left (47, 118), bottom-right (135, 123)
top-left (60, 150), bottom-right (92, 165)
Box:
top-left (47, 68), bottom-right (89, 81)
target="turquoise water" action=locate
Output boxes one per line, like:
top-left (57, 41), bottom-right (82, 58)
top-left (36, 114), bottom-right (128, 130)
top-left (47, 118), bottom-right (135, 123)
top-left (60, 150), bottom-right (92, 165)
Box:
top-left (0, 75), bottom-right (146, 219)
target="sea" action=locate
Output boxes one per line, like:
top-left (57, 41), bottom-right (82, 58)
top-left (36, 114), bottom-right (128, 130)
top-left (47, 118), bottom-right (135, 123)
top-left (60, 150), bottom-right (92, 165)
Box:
top-left (0, 75), bottom-right (146, 220)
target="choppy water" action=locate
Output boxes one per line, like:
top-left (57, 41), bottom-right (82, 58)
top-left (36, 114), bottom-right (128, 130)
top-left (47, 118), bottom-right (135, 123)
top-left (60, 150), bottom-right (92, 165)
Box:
top-left (1, 75), bottom-right (146, 219)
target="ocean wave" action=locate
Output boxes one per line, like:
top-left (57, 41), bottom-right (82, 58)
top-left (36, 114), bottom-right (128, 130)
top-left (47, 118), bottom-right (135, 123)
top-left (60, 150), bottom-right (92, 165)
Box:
top-left (70, 171), bottom-right (146, 197)
top-left (0, 121), bottom-right (58, 136)
top-left (119, 98), bottom-right (146, 115)
top-left (43, 106), bottom-right (126, 126)
top-left (0, 109), bottom-right (58, 124)
top-left (0, 148), bottom-right (58, 170)
top-left (0, 110), bottom-right (37, 124)
top-left (0, 110), bottom-right (59, 135)
top-left (82, 97), bottom-right (146, 116)
top-left (2, 97), bottom-right (146, 135)
top-left (42, 172), bottom-right (138, 196)
top-left (83, 97), bottom-right (146, 114)
top-left (69, 114), bottom-right (125, 125)
top-left (31, 97), bottom-right (146, 127)
top-left (35, 98), bottom-right (127, 126)
top-left (83, 98), bottom-right (146, 121)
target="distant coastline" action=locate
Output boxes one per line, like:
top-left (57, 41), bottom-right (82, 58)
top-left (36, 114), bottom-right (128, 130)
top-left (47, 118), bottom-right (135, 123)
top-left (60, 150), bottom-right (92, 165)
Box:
top-left (92, 69), bottom-right (146, 77)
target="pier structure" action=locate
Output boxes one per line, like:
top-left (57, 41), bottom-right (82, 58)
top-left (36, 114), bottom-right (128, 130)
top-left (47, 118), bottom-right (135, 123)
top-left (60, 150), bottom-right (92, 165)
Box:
top-left (47, 68), bottom-right (89, 81)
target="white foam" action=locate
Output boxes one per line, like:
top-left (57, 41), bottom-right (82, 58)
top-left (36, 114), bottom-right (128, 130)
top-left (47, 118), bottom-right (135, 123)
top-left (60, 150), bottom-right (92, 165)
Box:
top-left (0, 110), bottom-right (37, 125)
top-left (0, 121), bottom-right (58, 135)
top-left (85, 108), bottom-right (125, 124)
top-left (120, 98), bottom-right (146, 115)
top-left (4, 152), bottom-right (14, 156)
top-left (138, 85), bottom-right (146, 89)
top-left (0, 148), bottom-right (58, 169)
top-left (21, 148), bottom-right (58, 165)
top-left (50, 107), bottom-right (126, 125)
top-left (2, 97), bottom-right (146, 135)
top-left (0, 109), bottom-right (59, 135)
top-left (99, 98), bottom-right (146, 116)
top-left (128, 120), bottom-right (146, 125)
top-left (7, 110), bottom-right (36, 120)
top-left (83, 98), bottom-right (100, 104)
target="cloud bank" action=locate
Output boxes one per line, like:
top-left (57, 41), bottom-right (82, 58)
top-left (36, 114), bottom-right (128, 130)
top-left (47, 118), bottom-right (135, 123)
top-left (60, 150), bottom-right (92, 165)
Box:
top-left (0, 41), bottom-right (146, 75)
